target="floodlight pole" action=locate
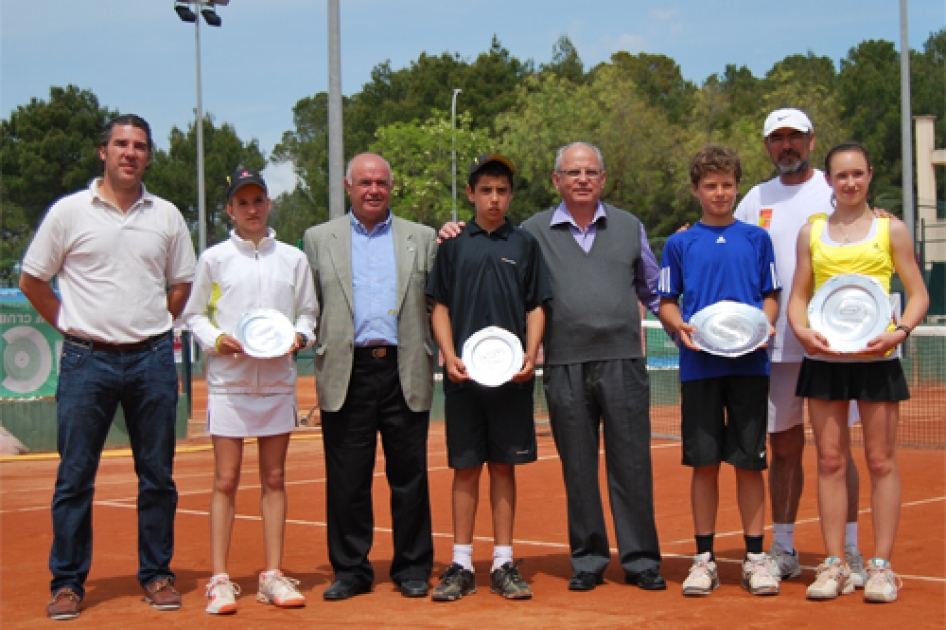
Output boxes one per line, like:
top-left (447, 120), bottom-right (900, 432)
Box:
top-left (194, 11), bottom-right (207, 252)
top-left (899, 0), bottom-right (915, 242)
top-left (451, 88), bottom-right (462, 224)
top-left (327, 0), bottom-right (345, 219)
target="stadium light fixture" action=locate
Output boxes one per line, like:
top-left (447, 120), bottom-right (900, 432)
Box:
top-left (174, 3), bottom-right (197, 22)
top-left (172, 0), bottom-right (230, 252)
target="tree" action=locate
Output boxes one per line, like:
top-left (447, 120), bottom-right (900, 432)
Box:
top-left (838, 39), bottom-right (903, 207)
top-left (497, 67), bottom-right (689, 234)
top-left (147, 115), bottom-right (265, 247)
top-left (603, 52), bottom-right (696, 123)
top-left (540, 36), bottom-right (585, 83)
top-left (0, 85), bottom-right (117, 284)
top-left (272, 92), bottom-right (334, 222)
top-left (369, 110), bottom-right (495, 227)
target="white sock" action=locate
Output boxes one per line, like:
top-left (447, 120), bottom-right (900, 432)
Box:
top-left (492, 545), bottom-right (513, 572)
top-left (453, 544), bottom-right (474, 572)
top-left (261, 569), bottom-right (280, 580)
top-left (845, 522), bottom-right (858, 549)
top-left (211, 573), bottom-right (230, 584)
top-left (773, 524), bottom-right (795, 553)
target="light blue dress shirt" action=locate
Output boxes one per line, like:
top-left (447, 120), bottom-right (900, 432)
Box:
top-left (350, 210), bottom-right (398, 346)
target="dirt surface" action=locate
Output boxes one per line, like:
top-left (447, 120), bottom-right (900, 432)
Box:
top-left (2, 412), bottom-right (944, 628)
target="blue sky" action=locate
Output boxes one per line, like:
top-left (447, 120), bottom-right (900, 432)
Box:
top-left (2, 1), bottom-right (944, 195)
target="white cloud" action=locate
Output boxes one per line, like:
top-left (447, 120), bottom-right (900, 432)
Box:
top-left (263, 161), bottom-right (298, 198)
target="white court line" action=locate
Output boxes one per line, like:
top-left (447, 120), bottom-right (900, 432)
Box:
top-left (94, 499), bottom-right (945, 584)
top-left (662, 495), bottom-right (946, 547)
top-left (99, 443), bottom-right (683, 503)
top-left (0, 471), bottom-right (214, 495)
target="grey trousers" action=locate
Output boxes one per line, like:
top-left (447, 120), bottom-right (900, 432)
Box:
top-left (544, 358), bottom-right (661, 575)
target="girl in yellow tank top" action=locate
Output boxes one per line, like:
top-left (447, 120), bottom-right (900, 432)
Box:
top-left (786, 142), bottom-right (929, 604)
top-left (809, 216), bottom-right (893, 294)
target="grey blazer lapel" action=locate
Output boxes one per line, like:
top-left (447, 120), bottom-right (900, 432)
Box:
top-left (392, 218), bottom-right (417, 312)
top-left (327, 219), bottom-right (354, 314)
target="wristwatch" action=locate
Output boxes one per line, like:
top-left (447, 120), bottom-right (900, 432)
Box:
top-left (894, 324), bottom-right (911, 339)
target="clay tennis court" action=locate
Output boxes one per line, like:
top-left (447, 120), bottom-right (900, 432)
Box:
top-left (1, 378), bottom-right (943, 627)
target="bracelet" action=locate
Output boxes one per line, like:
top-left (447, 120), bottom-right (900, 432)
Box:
top-left (214, 333), bottom-right (226, 352)
top-left (894, 325), bottom-right (911, 339)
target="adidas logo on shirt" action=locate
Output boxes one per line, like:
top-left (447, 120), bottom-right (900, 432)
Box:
top-left (716, 236), bottom-right (727, 244)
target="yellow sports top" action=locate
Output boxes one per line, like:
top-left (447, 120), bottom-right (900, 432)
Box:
top-left (810, 216), bottom-right (893, 294)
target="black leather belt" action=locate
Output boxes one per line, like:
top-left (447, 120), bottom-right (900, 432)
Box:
top-left (64, 330), bottom-right (172, 353)
top-left (353, 345), bottom-right (397, 360)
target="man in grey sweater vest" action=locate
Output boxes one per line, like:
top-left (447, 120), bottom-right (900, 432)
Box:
top-left (440, 142), bottom-right (666, 590)
top-left (520, 142), bottom-right (666, 591)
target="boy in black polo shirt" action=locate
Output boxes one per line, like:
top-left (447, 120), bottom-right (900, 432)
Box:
top-left (427, 155), bottom-right (552, 602)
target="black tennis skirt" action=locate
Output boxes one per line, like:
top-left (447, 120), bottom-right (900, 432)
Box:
top-left (795, 357), bottom-right (910, 402)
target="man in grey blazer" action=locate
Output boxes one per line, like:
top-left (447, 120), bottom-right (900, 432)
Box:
top-left (303, 152), bottom-right (437, 600)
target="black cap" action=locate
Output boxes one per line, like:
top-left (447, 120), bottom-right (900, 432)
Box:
top-left (468, 154), bottom-right (516, 185)
top-left (226, 167), bottom-right (267, 200)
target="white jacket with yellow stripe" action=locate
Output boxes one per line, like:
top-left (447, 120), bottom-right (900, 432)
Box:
top-left (182, 228), bottom-right (318, 394)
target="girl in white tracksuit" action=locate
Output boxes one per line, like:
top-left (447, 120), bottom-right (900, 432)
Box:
top-left (182, 168), bottom-right (318, 614)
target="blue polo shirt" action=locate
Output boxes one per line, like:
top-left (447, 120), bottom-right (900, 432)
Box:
top-left (658, 220), bottom-right (780, 382)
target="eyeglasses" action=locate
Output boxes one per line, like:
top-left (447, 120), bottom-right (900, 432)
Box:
top-left (556, 168), bottom-right (603, 180)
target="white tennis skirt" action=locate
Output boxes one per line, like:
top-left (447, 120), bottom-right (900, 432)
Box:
top-left (207, 393), bottom-right (298, 438)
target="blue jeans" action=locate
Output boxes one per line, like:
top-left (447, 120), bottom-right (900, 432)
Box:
top-left (49, 334), bottom-right (179, 597)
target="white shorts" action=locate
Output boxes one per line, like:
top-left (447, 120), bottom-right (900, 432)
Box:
top-left (767, 362), bottom-right (860, 433)
top-left (207, 393), bottom-right (298, 438)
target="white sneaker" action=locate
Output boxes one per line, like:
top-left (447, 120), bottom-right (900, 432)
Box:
top-left (864, 558), bottom-right (902, 603)
top-left (205, 575), bottom-right (240, 614)
top-left (768, 541), bottom-right (802, 579)
top-left (742, 552), bottom-right (779, 595)
top-left (682, 552), bottom-right (719, 596)
top-left (257, 570), bottom-right (306, 608)
top-left (845, 545), bottom-right (868, 589)
top-left (806, 557), bottom-right (854, 600)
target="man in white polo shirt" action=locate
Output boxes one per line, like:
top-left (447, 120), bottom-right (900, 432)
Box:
top-left (19, 114), bottom-right (196, 621)
top-left (734, 108), bottom-right (866, 587)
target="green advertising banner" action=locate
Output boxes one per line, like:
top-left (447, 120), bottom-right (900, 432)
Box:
top-left (1, 289), bottom-right (61, 399)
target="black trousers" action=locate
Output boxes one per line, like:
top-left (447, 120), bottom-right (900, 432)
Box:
top-left (320, 352), bottom-right (433, 586)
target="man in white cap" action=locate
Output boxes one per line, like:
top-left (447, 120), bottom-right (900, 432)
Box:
top-left (733, 108), bottom-right (867, 587)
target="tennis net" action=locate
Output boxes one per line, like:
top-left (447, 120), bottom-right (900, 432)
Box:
top-left (534, 321), bottom-right (945, 449)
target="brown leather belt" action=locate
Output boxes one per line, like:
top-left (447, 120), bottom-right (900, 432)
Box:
top-left (353, 345), bottom-right (397, 360)
top-left (64, 330), bottom-right (172, 353)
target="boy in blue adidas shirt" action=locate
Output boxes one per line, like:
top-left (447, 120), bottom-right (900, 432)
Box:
top-left (658, 146), bottom-right (781, 597)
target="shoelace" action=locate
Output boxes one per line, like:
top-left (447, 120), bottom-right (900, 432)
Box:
top-left (267, 575), bottom-right (302, 596)
top-left (206, 579), bottom-right (241, 597)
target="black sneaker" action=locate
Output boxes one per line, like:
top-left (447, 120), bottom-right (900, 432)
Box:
top-left (490, 560), bottom-right (532, 600)
top-left (431, 563), bottom-right (476, 602)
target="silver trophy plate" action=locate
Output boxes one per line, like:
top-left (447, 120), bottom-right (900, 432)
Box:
top-left (234, 309), bottom-right (296, 358)
top-left (461, 326), bottom-right (524, 387)
top-left (689, 301), bottom-right (770, 357)
top-left (808, 274), bottom-right (892, 353)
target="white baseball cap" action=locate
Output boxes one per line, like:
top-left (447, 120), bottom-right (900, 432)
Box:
top-left (763, 108), bottom-right (813, 138)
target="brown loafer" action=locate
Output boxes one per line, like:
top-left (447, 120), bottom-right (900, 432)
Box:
top-left (47, 588), bottom-right (81, 620)
top-left (143, 578), bottom-right (182, 610)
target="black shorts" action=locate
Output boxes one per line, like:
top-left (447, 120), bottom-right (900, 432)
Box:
top-left (795, 358), bottom-right (909, 402)
top-left (681, 375), bottom-right (768, 470)
top-left (444, 384), bottom-right (537, 469)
